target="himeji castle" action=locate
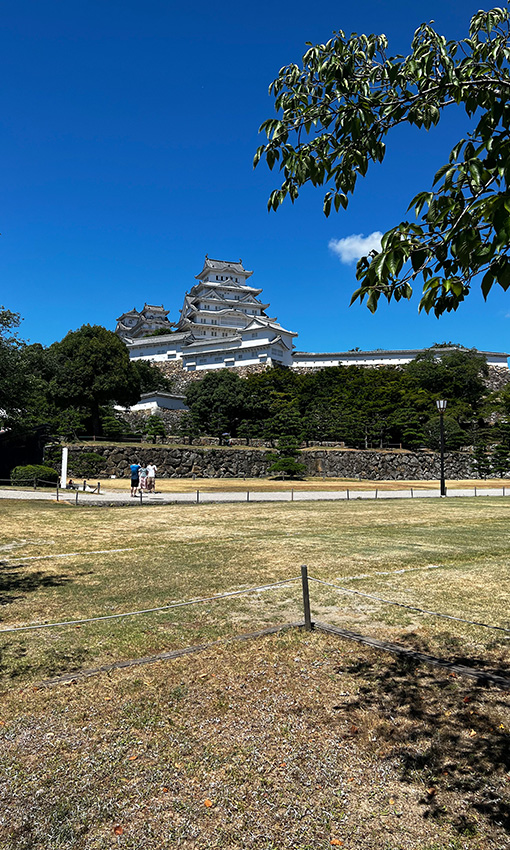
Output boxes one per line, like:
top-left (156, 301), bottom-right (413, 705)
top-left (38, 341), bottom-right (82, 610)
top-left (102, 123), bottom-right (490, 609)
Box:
top-left (117, 256), bottom-right (298, 370)
top-left (116, 256), bottom-right (509, 371)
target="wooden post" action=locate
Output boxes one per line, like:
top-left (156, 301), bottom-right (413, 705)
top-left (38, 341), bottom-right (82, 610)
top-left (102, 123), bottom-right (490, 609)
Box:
top-left (474, 486), bottom-right (477, 497)
top-left (139, 490), bottom-right (143, 506)
top-left (33, 476), bottom-right (37, 490)
top-left (196, 489), bottom-right (200, 504)
top-left (375, 488), bottom-right (378, 499)
top-left (301, 565), bottom-right (313, 631)
top-left (411, 488), bottom-right (413, 498)
top-left (56, 483), bottom-right (59, 501)
top-left (83, 480), bottom-right (86, 491)
top-left (75, 491), bottom-right (79, 506)
top-left (247, 490), bottom-right (249, 502)
top-left (291, 488), bottom-right (294, 501)
top-left (346, 488), bottom-right (349, 500)
top-left (97, 482), bottom-right (100, 494)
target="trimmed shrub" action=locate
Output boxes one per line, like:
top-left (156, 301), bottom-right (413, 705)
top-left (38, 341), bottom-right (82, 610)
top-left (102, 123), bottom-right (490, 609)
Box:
top-left (11, 464), bottom-right (59, 486)
top-left (143, 414), bottom-right (166, 442)
top-left (68, 452), bottom-right (106, 479)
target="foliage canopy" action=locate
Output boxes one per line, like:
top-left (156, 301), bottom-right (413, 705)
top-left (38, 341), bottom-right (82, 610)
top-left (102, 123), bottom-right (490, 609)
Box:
top-left (255, 5), bottom-right (510, 316)
top-left (184, 349), bottom-right (493, 451)
top-left (48, 325), bottom-right (141, 436)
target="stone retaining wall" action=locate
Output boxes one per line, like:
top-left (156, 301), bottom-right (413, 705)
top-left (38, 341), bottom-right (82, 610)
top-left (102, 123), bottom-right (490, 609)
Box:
top-left (53, 444), bottom-right (480, 480)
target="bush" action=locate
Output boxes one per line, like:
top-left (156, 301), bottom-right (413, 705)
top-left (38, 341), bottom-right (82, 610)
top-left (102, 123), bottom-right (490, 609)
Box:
top-left (11, 464), bottom-right (59, 486)
top-left (143, 414), bottom-right (166, 442)
top-left (68, 452), bottom-right (106, 478)
top-left (267, 435), bottom-right (307, 479)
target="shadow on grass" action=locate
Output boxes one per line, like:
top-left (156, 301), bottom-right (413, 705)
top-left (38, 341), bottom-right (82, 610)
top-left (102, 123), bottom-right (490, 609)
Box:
top-left (0, 561), bottom-right (71, 607)
top-left (337, 638), bottom-right (510, 838)
top-left (0, 563), bottom-right (77, 680)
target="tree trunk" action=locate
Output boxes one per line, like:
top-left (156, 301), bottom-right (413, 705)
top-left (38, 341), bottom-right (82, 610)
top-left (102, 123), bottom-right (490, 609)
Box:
top-left (91, 401), bottom-right (102, 437)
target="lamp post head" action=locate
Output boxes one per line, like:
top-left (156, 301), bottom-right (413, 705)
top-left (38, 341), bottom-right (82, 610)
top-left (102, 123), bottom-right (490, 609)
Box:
top-left (436, 399), bottom-right (447, 412)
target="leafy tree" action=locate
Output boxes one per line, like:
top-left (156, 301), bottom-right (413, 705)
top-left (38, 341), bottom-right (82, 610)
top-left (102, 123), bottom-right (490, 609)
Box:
top-left (424, 414), bottom-right (468, 451)
top-left (267, 436), bottom-right (307, 478)
top-left (263, 397), bottom-right (304, 443)
top-left (177, 410), bottom-right (201, 445)
top-left (100, 408), bottom-right (134, 440)
top-left (489, 442), bottom-right (510, 475)
top-left (238, 419), bottom-right (260, 445)
top-left (143, 414), bottom-right (166, 442)
top-left (132, 359), bottom-right (174, 393)
top-left (48, 325), bottom-right (141, 436)
top-left (0, 308), bottom-right (34, 430)
top-left (185, 371), bottom-right (249, 438)
top-left (256, 5), bottom-right (510, 315)
top-left (404, 348), bottom-right (488, 409)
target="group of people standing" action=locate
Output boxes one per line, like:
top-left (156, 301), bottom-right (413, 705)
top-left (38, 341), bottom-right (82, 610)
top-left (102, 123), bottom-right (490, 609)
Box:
top-left (130, 462), bottom-right (157, 496)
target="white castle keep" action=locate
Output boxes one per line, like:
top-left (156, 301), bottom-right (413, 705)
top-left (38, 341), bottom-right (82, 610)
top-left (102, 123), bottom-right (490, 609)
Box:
top-left (115, 256), bottom-right (509, 371)
top-left (116, 256), bottom-right (298, 370)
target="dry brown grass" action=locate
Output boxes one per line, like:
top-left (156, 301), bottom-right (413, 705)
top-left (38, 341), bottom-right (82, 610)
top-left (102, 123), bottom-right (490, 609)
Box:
top-left (2, 499), bottom-right (510, 848)
top-left (1, 630), bottom-right (509, 850)
top-left (96, 476), bottom-right (510, 493)
top-left (1, 498), bottom-right (510, 686)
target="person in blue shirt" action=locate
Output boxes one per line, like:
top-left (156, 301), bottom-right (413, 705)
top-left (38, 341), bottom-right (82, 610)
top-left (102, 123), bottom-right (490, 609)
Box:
top-left (130, 462), bottom-right (141, 496)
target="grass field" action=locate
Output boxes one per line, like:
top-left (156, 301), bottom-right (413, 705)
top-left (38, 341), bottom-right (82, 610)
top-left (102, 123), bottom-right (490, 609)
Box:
top-left (1, 497), bottom-right (509, 848)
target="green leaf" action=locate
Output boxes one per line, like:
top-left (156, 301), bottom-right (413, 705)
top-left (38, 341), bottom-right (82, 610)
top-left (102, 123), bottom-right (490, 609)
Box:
top-left (481, 271), bottom-right (494, 299)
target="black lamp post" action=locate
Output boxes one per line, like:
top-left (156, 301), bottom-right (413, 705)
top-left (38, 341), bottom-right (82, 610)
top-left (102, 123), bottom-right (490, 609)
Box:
top-left (436, 399), bottom-right (447, 497)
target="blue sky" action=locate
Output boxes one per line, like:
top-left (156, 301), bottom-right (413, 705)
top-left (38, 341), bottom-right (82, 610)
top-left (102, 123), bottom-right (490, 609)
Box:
top-left (1, 0), bottom-right (509, 354)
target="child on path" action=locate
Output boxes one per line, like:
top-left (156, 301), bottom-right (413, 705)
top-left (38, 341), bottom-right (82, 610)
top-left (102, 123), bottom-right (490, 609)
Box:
top-left (139, 465), bottom-right (148, 492)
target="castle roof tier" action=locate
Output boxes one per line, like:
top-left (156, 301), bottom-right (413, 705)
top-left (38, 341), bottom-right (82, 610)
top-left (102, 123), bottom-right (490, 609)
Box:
top-left (141, 303), bottom-right (170, 317)
top-left (195, 256), bottom-right (253, 282)
top-left (176, 254), bottom-right (280, 341)
top-left (115, 303), bottom-right (175, 342)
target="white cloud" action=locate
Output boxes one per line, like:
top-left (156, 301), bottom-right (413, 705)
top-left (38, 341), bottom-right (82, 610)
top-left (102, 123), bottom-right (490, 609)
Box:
top-left (329, 231), bottom-right (383, 264)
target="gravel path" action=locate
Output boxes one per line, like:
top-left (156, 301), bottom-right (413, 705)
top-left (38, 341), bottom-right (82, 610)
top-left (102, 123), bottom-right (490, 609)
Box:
top-left (1, 484), bottom-right (509, 505)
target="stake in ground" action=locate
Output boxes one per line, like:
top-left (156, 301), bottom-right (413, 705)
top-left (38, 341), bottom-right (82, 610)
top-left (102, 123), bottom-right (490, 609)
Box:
top-left (1, 498), bottom-right (509, 848)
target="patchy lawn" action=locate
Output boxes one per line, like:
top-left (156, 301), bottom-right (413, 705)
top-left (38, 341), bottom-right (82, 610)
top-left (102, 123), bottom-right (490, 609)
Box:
top-left (1, 630), bottom-right (509, 850)
top-left (0, 499), bottom-right (510, 686)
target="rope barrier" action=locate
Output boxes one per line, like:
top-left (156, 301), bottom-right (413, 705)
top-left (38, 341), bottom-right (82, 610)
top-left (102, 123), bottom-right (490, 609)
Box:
top-left (0, 478), bottom-right (59, 486)
top-left (0, 578), bottom-right (300, 634)
top-left (309, 576), bottom-right (510, 634)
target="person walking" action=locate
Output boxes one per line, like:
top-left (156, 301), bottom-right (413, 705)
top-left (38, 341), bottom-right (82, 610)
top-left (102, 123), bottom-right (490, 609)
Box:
top-left (147, 462), bottom-right (157, 493)
top-left (130, 462), bottom-right (141, 496)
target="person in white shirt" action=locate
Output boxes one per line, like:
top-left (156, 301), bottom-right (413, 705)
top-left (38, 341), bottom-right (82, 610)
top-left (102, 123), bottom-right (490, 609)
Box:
top-left (146, 463), bottom-right (157, 492)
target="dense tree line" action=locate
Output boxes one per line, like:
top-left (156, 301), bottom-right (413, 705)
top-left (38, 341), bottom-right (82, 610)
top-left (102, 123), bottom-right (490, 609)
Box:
top-left (0, 315), bottom-right (171, 439)
top-left (3, 308), bottom-right (510, 468)
top-left (183, 347), bottom-right (502, 452)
